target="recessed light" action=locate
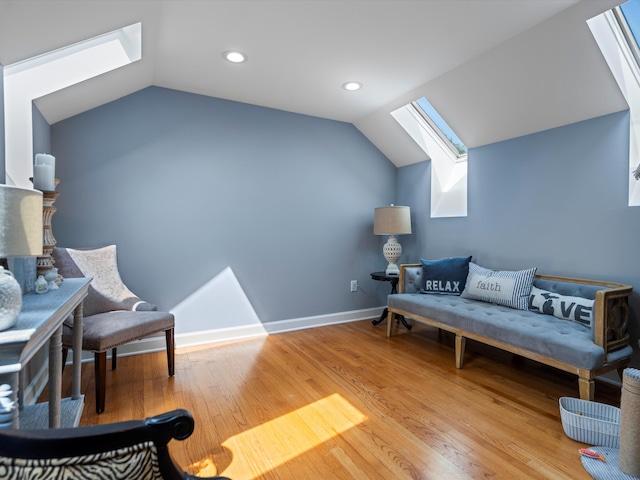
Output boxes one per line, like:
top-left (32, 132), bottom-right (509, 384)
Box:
top-left (223, 50), bottom-right (248, 63)
top-left (342, 81), bottom-right (362, 91)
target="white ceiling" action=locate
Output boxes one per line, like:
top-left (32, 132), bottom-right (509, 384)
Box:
top-left (0, 0), bottom-right (630, 166)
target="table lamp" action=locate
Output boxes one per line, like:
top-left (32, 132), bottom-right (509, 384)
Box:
top-left (374, 205), bottom-right (411, 275)
top-left (0, 185), bottom-right (43, 330)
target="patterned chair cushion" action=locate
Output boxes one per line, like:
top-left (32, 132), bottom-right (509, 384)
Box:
top-left (0, 441), bottom-right (161, 480)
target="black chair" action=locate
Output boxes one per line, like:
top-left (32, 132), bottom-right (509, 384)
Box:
top-left (0, 409), bottom-right (230, 480)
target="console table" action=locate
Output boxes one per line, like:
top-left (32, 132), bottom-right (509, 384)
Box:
top-left (0, 277), bottom-right (90, 429)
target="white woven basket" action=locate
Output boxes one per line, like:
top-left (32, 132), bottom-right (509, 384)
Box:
top-left (559, 397), bottom-right (620, 447)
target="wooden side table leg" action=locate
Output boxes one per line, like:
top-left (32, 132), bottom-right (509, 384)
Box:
top-left (18, 369), bottom-right (25, 411)
top-left (398, 314), bottom-right (412, 330)
top-left (49, 325), bottom-right (62, 428)
top-left (372, 307), bottom-right (388, 325)
top-left (72, 302), bottom-right (84, 400)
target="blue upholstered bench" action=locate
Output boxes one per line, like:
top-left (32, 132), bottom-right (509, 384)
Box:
top-left (387, 264), bottom-right (633, 400)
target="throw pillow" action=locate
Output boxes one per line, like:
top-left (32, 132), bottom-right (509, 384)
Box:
top-left (461, 262), bottom-right (537, 310)
top-left (420, 256), bottom-right (472, 295)
top-left (52, 245), bottom-right (156, 317)
top-left (529, 286), bottom-right (593, 328)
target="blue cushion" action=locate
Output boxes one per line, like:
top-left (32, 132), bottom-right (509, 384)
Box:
top-left (420, 256), bottom-right (472, 295)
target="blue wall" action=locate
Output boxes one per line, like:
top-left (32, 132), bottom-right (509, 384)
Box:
top-left (398, 110), bottom-right (639, 366)
top-left (32, 104), bottom-right (51, 157)
top-left (51, 86), bottom-right (395, 332)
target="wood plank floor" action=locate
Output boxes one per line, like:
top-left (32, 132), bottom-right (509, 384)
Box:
top-left (56, 319), bottom-right (621, 479)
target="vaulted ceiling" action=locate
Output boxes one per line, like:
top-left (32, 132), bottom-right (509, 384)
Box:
top-left (0, 0), bottom-right (629, 166)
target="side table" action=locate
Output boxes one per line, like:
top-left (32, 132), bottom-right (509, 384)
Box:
top-left (0, 277), bottom-right (90, 429)
top-left (370, 271), bottom-right (411, 330)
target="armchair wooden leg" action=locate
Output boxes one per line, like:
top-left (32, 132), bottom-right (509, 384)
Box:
top-left (95, 351), bottom-right (107, 414)
top-left (111, 348), bottom-right (117, 370)
top-left (166, 328), bottom-right (175, 377)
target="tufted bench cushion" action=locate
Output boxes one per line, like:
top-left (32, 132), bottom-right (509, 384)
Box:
top-left (388, 293), bottom-right (632, 369)
top-left (387, 263), bottom-right (634, 400)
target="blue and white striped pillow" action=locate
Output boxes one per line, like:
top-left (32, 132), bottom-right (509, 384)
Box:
top-left (461, 262), bottom-right (537, 310)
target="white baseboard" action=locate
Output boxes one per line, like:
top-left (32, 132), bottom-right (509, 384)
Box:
top-left (30, 305), bottom-right (629, 403)
top-left (65, 306), bottom-right (383, 361)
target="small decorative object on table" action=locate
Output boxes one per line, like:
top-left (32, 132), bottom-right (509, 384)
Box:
top-left (35, 275), bottom-right (49, 294)
top-left (32, 154), bottom-right (55, 192)
top-left (35, 180), bottom-right (60, 280)
top-left (45, 268), bottom-right (59, 290)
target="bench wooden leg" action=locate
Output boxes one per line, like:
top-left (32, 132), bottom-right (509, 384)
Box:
top-left (578, 372), bottom-right (595, 401)
top-left (386, 311), bottom-right (395, 337)
top-left (455, 335), bottom-right (466, 369)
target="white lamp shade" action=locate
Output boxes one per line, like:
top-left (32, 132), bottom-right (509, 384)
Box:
top-left (373, 206), bottom-right (411, 235)
top-left (0, 185), bottom-right (43, 257)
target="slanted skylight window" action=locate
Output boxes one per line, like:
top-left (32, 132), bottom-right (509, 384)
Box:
top-left (414, 97), bottom-right (467, 157)
top-left (619, 0), bottom-right (640, 60)
top-left (3, 23), bottom-right (142, 188)
top-left (392, 97), bottom-right (468, 218)
top-left (588, 1), bottom-right (640, 206)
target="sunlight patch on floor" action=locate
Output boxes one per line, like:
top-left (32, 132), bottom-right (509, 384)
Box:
top-left (191, 393), bottom-right (367, 479)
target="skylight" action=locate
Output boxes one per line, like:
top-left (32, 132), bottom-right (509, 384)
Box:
top-left (3, 23), bottom-right (142, 188)
top-left (391, 99), bottom-right (468, 218)
top-left (414, 97), bottom-right (467, 157)
top-left (588, 2), bottom-right (640, 206)
top-left (620, 0), bottom-right (640, 56)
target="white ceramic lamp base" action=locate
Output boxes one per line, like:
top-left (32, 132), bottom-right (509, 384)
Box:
top-left (383, 235), bottom-right (402, 275)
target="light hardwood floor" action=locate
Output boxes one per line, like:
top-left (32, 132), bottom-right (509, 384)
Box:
top-left (56, 319), bottom-right (621, 479)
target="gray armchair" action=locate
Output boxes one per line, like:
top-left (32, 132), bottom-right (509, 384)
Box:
top-left (53, 245), bottom-right (175, 414)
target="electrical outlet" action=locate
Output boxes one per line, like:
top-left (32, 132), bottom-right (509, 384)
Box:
top-left (350, 280), bottom-right (358, 292)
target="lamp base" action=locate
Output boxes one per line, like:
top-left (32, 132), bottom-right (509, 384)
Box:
top-left (385, 264), bottom-right (400, 275)
top-left (382, 235), bottom-right (402, 276)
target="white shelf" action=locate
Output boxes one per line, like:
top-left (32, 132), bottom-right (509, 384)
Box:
top-left (0, 278), bottom-right (91, 429)
top-left (19, 396), bottom-right (85, 429)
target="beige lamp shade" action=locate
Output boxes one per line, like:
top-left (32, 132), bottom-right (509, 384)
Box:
top-left (373, 206), bottom-right (411, 235)
top-left (0, 185), bottom-right (43, 331)
top-left (0, 185), bottom-right (43, 257)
